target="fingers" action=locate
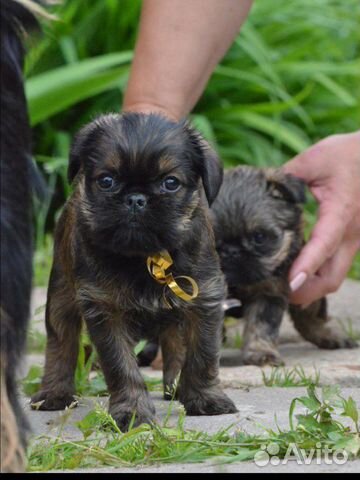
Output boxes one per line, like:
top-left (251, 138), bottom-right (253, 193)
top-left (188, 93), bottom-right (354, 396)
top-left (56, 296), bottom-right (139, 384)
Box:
top-left (289, 199), bottom-right (348, 288)
top-left (289, 239), bottom-right (359, 305)
top-left (283, 143), bottom-right (329, 183)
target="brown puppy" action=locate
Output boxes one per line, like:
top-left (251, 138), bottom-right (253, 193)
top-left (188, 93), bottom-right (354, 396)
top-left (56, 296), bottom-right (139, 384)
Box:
top-left (31, 113), bottom-right (237, 430)
top-left (211, 165), bottom-right (357, 366)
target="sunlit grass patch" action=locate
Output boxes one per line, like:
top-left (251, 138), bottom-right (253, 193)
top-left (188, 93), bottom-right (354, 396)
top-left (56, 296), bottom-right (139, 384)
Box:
top-left (262, 366), bottom-right (320, 387)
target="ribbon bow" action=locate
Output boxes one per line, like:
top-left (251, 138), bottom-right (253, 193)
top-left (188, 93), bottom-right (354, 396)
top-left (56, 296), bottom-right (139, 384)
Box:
top-left (147, 250), bottom-right (199, 306)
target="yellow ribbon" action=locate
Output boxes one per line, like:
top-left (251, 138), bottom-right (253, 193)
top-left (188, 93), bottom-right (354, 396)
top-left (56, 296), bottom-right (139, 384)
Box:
top-left (147, 250), bottom-right (199, 305)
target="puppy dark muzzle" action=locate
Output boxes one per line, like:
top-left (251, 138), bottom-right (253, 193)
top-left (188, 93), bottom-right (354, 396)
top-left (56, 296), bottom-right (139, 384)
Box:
top-left (125, 193), bottom-right (148, 213)
top-left (220, 243), bottom-right (241, 259)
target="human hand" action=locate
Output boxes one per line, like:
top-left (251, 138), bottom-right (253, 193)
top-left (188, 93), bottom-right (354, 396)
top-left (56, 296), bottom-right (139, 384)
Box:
top-left (284, 131), bottom-right (360, 305)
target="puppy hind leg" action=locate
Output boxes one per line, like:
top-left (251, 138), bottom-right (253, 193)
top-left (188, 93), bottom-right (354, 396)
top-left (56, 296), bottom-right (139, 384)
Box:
top-left (290, 298), bottom-right (358, 349)
top-left (241, 297), bottom-right (285, 367)
top-left (31, 273), bottom-right (81, 410)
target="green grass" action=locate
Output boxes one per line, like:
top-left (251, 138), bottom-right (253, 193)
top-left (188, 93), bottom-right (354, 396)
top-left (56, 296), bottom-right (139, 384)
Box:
top-left (338, 319), bottom-right (360, 342)
top-left (348, 253), bottom-right (360, 281)
top-left (262, 366), bottom-right (320, 388)
top-left (26, 385), bottom-right (360, 471)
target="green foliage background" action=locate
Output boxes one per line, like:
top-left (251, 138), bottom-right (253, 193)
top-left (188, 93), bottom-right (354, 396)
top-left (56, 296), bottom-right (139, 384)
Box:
top-left (25, 0), bottom-right (360, 285)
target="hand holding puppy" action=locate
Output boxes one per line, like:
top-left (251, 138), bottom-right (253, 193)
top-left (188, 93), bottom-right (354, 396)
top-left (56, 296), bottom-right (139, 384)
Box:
top-left (285, 131), bottom-right (360, 305)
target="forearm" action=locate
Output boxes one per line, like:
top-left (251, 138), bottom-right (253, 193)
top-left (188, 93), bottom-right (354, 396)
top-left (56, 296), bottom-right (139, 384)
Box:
top-left (123, 0), bottom-right (253, 120)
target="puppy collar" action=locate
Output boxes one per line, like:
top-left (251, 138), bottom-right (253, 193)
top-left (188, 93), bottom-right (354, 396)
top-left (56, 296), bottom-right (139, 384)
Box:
top-left (147, 250), bottom-right (199, 305)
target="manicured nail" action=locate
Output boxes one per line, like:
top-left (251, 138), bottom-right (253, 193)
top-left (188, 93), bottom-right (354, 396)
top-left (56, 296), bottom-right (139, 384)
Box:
top-left (290, 272), bottom-right (307, 292)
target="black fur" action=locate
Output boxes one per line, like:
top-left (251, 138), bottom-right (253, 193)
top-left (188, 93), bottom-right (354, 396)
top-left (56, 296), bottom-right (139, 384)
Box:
top-left (0, 0), bottom-right (39, 472)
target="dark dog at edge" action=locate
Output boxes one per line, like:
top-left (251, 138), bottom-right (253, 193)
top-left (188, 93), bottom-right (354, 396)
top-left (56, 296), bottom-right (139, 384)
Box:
top-left (0, 0), bottom-right (42, 472)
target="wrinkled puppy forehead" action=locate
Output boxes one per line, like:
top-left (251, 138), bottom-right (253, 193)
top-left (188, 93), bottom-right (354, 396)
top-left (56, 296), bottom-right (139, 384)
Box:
top-left (212, 165), bottom-right (304, 236)
top-left (86, 113), bottom-right (192, 175)
top-left (215, 166), bottom-right (268, 214)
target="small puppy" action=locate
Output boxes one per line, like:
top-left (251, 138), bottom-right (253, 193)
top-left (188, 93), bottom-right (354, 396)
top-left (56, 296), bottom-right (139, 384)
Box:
top-left (31, 113), bottom-right (237, 429)
top-left (211, 165), bottom-right (357, 366)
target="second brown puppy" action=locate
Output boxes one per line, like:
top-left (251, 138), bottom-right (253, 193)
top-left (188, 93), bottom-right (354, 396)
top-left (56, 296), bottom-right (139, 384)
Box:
top-left (211, 166), bottom-right (357, 366)
top-left (31, 113), bottom-right (237, 429)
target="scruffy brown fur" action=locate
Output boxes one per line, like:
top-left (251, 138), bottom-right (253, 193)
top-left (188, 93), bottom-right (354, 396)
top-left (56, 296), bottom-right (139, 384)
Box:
top-left (31, 113), bottom-right (237, 430)
top-left (211, 166), bottom-right (357, 366)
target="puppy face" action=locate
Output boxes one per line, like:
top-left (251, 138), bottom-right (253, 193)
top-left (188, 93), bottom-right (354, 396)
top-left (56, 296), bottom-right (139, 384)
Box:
top-left (69, 113), bottom-right (222, 256)
top-left (211, 166), bottom-right (305, 287)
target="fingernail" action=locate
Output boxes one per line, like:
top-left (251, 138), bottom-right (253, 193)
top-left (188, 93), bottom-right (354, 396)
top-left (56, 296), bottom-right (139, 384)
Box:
top-left (290, 272), bottom-right (307, 292)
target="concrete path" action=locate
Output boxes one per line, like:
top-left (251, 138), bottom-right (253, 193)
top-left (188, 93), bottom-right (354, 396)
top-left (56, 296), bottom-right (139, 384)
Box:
top-left (23, 279), bottom-right (360, 473)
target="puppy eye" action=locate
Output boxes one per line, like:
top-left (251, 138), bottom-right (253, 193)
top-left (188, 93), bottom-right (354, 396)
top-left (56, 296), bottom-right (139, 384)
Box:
top-left (251, 230), bottom-right (267, 246)
top-left (161, 176), bottom-right (181, 192)
top-left (97, 175), bottom-right (114, 190)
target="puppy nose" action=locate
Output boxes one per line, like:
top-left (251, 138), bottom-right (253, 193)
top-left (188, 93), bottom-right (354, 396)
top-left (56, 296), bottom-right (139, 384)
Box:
top-left (223, 244), bottom-right (240, 258)
top-left (125, 193), bottom-right (147, 212)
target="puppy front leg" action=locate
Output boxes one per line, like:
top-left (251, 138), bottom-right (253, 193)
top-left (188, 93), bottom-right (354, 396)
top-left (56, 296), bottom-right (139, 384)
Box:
top-left (82, 304), bottom-right (155, 430)
top-left (178, 306), bottom-right (237, 415)
top-left (290, 298), bottom-right (358, 349)
top-left (31, 272), bottom-right (81, 410)
top-left (241, 296), bottom-right (285, 366)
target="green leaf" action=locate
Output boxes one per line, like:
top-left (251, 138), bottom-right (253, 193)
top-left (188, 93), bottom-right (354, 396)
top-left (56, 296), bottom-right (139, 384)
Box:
top-left (76, 410), bottom-right (102, 439)
top-left (219, 110), bottom-right (309, 153)
top-left (322, 385), bottom-right (342, 404)
top-left (134, 340), bottom-right (147, 356)
top-left (296, 414), bottom-right (320, 431)
top-left (276, 60), bottom-right (360, 77)
top-left (307, 385), bottom-right (321, 407)
top-left (297, 395), bottom-right (321, 412)
top-left (342, 397), bottom-right (359, 426)
top-left (314, 73), bottom-right (357, 106)
top-left (22, 365), bottom-right (43, 396)
top-left (26, 52), bottom-right (133, 125)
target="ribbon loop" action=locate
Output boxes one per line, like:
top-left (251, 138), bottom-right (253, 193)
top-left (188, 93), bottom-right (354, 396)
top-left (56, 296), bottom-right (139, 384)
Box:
top-left (147, 250), bottom-right (199, 303)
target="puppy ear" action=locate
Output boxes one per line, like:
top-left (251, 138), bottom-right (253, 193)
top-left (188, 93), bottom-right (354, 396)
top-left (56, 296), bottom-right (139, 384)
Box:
top-left (186, 126), bottom-right (223, 206)
top-left (266, 169), bottom-right (306, 204)
top-left (68, 120), bottom-right (100, 183)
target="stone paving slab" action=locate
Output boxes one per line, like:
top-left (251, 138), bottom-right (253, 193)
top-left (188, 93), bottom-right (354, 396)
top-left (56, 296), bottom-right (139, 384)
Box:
top-left (23, 387), bottom-right (360, 473)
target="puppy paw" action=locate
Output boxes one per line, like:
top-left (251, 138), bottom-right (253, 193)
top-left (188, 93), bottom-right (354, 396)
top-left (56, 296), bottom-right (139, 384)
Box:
top-left (180, 388), bottom-right (237, 416)
top-left (309, 331), bottom-right (359, 350)
top-left (30, 390), bottom-right (77, 411)
top-left (109, 396), bottom-right (156, 431)
top-left (242, 346), bottom-right (284, 367)
top-left (163, 385), bottom-right (179, 401)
